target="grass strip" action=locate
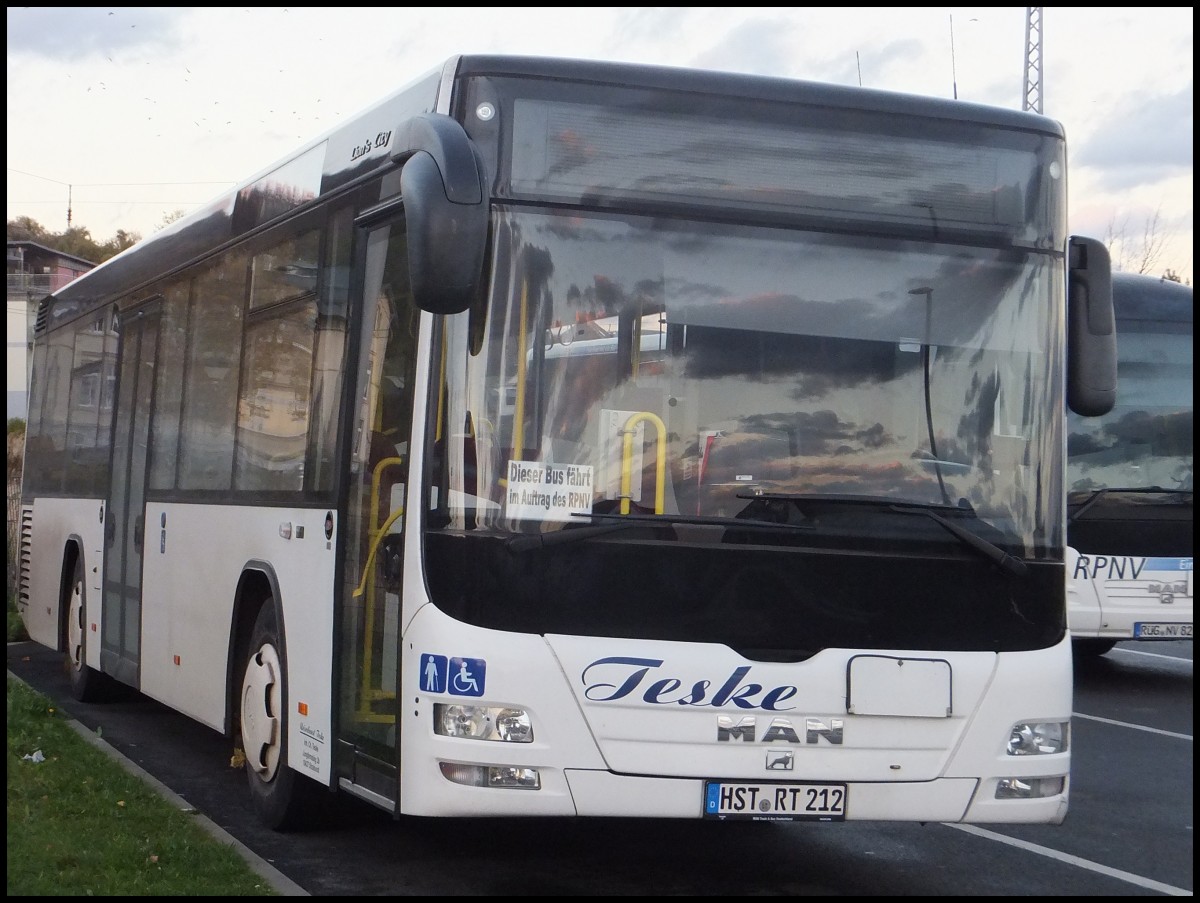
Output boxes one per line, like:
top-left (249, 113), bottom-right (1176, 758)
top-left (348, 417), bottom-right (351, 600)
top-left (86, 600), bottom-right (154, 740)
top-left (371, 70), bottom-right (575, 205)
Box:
top-left (7, 675), bottom-right (277, 896)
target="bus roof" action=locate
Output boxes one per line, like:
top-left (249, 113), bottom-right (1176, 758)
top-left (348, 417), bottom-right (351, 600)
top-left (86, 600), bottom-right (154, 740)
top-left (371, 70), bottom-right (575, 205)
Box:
top-left (40, 53), bottom-right (1066, 331)
top-left (1111, 271), bottom-right (1193, 324)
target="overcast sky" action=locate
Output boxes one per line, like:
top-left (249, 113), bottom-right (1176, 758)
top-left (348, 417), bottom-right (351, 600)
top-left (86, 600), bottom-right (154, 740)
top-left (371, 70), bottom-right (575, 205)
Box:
top-left (6, 7), bottom-right (1193, 282)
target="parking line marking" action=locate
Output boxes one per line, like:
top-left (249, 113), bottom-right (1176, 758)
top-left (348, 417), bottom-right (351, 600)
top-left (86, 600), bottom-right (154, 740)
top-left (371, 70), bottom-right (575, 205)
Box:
top-left (1071, 711), bottom-right (1192, 741)
top-left (944, 823), bottom-right (1192, 896)
top-left (1110, 647), bottom-right (1193, 664)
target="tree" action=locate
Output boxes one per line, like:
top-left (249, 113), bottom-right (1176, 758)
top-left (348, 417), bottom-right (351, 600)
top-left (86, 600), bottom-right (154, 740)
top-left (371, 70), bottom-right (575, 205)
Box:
top-left (101, 229), bottom-right (140, 257)
top-left (7, 215), bottom-right (53, 244)
top-left (158, 209), bottom-right (187, 230)
top-left (6, 215), bottom-right (141, 264)
top-left (1104, 206), bottom-right (1188, 284)
top-left (55, 225), bottom-right (102, 261)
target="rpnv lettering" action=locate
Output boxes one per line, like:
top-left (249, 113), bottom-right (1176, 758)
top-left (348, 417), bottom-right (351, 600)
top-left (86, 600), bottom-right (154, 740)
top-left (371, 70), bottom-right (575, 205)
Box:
top-left (1073, 555), bottom-right (1145, 581)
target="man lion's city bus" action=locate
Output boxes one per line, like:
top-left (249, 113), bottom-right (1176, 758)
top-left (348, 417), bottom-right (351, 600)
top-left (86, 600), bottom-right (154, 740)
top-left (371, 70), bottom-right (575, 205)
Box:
top-left (1067, 272), bottom-right (1192, 656)
top-left (17, 55), bottom-right (1116, 830)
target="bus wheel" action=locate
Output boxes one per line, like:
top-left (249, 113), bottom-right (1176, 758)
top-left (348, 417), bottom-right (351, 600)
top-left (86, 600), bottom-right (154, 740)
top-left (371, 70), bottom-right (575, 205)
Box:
top-left (66, 555), bottom-right (109, 702)
top-left (239, 602), bottom-right (311, 830)
top-left (1072, 638), bottom-right (1118, 657)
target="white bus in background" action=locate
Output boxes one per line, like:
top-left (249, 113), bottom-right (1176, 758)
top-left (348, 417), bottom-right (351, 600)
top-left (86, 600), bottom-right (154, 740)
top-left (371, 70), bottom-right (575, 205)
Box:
top-left (18, 54), bottom-right (1116, 832)
top-left (1067, 272), bottom-right (1193, 656)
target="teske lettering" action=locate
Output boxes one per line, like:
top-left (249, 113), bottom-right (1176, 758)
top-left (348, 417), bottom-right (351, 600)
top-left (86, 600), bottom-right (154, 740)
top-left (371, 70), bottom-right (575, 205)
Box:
top-left (582, 657), bottom-right (799, 711)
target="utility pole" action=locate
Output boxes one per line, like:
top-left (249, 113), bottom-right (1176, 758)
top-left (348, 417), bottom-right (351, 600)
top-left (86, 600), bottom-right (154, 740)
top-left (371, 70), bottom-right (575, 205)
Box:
top-left (1022, 7), bottom-right (1044, 113)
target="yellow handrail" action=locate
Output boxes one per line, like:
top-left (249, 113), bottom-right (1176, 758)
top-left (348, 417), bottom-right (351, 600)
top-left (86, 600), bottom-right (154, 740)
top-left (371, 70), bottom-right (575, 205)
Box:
top-left (351, 504), bottom-right (404, 600)
top-left (619, 411), bottom-right (666, 515)
top-left (513, 276), bottom-right (528, 459)
top-left (354, 455), bottom-right (404, 719)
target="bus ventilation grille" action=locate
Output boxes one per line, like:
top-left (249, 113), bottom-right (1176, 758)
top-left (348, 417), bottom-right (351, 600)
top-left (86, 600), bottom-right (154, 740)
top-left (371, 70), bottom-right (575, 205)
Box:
top-left (19, 507), bottom-right (33, 611)
top-left (34, 298), bottom-right (51, 336)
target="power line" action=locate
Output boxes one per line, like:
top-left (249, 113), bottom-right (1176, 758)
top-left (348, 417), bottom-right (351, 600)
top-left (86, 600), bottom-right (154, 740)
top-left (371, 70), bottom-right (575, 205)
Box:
top-left (10, 199), bottom-right (222, 206)
top-left (7, 167), bottom-right (233, 188)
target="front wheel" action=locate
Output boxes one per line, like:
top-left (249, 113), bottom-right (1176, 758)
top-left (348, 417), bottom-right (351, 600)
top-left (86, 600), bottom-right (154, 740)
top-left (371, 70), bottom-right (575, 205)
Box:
top-left (239, 602), bottom-right (316, 830)
top-left (65, 555), bottom-right (112, 702)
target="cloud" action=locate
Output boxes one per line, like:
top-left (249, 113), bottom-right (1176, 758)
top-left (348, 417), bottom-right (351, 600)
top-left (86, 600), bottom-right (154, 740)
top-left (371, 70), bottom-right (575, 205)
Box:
top-left (5, 7), bottom-right (1191, 283)
top-left (6, 7), bottom-right (181, 59)
top-left (689, 17), bottom-right (801, 77)
top-left (1075, 84), bottom-right (1194, 190)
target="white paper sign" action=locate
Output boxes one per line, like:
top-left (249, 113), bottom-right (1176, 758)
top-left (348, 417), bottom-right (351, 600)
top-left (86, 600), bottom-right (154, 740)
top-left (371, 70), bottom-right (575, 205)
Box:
top-left (505, 461), bottom-right (595, 521)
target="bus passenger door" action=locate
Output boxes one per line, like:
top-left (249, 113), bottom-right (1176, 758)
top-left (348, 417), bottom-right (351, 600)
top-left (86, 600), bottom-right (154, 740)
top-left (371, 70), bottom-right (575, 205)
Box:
top-left (338, 218), bottom-right (419, 806)
top-left (102, 302), bottom-right (161, 688)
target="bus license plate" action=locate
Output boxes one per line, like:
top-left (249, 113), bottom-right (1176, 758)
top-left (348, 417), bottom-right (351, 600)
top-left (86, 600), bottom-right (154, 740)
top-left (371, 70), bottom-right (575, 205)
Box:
top-left (704, 781), bottom-right (846, 821)
top-left (1134, 622), bottom-right (1193, 638)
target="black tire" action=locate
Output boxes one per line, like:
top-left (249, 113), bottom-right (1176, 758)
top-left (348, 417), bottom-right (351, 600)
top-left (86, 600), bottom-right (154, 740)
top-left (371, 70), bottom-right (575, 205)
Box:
top-left (239, 601), bottom-right (317, 830)
top-left (65, 554), bottom-right (112, 702)
top-left (1072, 637), bottom-right (1118, 657)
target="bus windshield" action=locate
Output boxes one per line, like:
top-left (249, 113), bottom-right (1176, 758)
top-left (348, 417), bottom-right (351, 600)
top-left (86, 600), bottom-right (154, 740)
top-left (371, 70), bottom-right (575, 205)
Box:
top-left (434, 210), bottom-right (1060, 555)
top-left (1067, 276), bottom-right (1193, 495)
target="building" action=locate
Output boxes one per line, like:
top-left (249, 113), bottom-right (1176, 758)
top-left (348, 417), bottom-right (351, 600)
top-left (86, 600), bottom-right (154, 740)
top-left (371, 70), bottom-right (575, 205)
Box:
top-left (7, 240), bottom-right (96, 421)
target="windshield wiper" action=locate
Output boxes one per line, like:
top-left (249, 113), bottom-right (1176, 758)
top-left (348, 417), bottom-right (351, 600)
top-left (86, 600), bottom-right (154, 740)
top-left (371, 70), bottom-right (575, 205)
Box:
top-left (505, 510), bottom-right (814, 553)
top-left (891, 503), bottom-right (1028, 578)
top-left (1068, 486), bottom-right (1193, 523)
top-left (737, 492), bottom-right (1029, 578)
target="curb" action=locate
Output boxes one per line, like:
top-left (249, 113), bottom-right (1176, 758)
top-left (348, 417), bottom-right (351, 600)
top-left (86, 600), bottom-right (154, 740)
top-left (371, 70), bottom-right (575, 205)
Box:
top-left (8, 668), bottom-right (309, 897)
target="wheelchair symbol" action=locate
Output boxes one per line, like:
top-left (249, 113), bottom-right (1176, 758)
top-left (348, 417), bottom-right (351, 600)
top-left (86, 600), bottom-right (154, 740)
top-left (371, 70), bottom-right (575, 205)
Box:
top-left (448, 656), bottom-right (486, 697)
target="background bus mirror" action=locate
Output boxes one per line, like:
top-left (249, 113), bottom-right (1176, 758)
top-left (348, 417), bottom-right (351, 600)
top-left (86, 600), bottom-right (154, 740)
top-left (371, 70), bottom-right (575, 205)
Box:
top-left (396, 114), bottom-right (490, 316)
top-left (1066, 236), bottom-right (1117, 416)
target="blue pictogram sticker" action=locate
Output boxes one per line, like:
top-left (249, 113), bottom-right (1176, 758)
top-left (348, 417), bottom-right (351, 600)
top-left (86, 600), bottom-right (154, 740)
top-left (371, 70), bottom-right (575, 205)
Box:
top-left (448, 656), bottom-right (486, 697)
top-left (420, 653), bottom-right (448, 693)
top-left (419, 654), bottom-right (487, 696)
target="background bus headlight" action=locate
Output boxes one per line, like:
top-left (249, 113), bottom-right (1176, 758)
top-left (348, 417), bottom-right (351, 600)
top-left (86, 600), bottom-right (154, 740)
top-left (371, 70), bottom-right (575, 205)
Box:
top-left (1006, 721), bottom-right (1068, 755)
top-left (435, 703), bottom-right (533, 742)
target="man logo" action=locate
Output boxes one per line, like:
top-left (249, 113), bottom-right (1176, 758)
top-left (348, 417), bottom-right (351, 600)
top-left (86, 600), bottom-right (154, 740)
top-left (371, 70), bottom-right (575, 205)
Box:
top-left (717, 715), bottom-right (844, 745)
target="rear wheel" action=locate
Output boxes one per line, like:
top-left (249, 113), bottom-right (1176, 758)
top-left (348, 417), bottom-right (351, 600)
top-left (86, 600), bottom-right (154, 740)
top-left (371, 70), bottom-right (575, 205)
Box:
top-left (1072, 638), bottom-right (1118, 657)
top-left (239, 602), bottom-right (315, 830)
top-left (65, 555), bottom-right (111, 702)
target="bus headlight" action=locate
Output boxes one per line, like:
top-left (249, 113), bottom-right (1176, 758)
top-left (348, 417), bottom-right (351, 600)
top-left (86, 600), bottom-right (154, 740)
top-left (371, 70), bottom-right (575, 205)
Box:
top-left (995, 776), bottom-right (1065, 799)
top-left (435, 703), bottom-right (534, 742)
top-left (439, 762), bottom-right (541, 789)
top-left (1006, 721), bottom-right (1068, 756)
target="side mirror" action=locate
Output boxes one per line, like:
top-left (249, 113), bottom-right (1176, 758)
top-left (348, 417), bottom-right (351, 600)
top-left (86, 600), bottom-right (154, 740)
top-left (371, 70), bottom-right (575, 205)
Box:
top-left (393, 113), bottom-right (490, 315)
top-left (1066, 236), bottom-right (1117, 416)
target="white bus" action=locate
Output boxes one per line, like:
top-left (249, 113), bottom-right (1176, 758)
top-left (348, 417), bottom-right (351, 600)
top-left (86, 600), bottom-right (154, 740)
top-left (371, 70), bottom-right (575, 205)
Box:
top-left (1067, 272), bottom-right (1192, 656)
top-left (18, 54), bottom-right (1116, 830)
